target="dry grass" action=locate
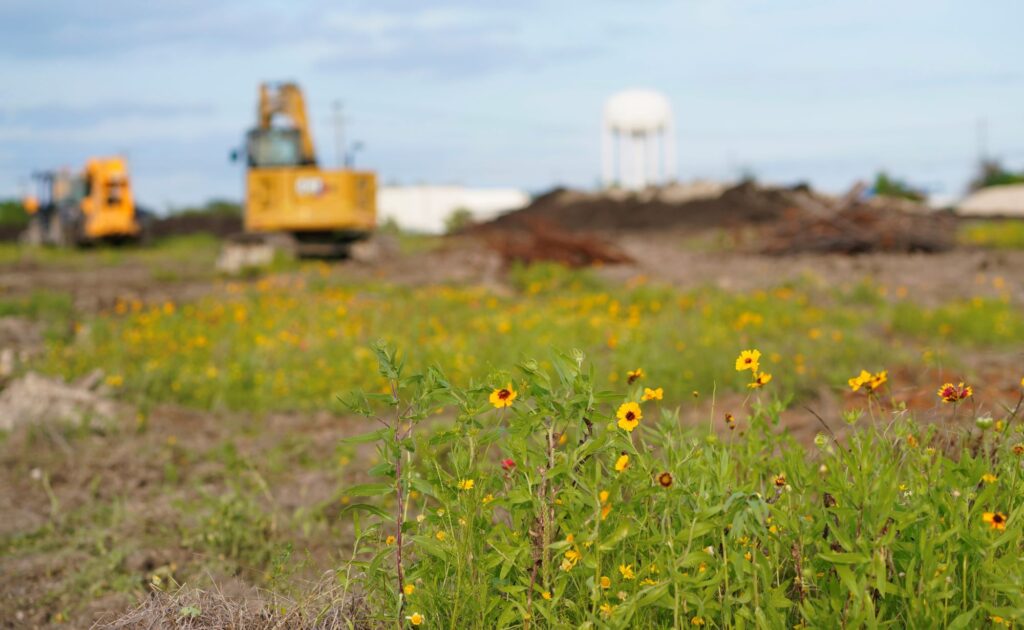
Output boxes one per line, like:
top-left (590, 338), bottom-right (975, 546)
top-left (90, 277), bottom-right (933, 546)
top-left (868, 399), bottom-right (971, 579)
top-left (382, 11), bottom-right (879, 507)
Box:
top-left (95, 577), bottom-right (373, 629)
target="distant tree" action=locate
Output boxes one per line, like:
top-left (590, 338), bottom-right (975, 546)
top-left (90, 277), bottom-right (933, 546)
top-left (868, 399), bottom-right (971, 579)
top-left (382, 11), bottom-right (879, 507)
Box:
top-left (169, 199), bottom-right (243, 218)
top-left (872, 171), bottom-right (925, 202)
top-left (444, 207), bottom-right (475, 234)
top-left (968, 159), bottom-right (1024, 191)
top-left (0, 199), bottom-right (29, 227)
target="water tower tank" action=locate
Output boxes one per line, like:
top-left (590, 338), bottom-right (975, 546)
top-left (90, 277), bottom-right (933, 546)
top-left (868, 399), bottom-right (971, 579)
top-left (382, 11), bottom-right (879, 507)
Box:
top-left (602, 89), bottom-right (676, 190)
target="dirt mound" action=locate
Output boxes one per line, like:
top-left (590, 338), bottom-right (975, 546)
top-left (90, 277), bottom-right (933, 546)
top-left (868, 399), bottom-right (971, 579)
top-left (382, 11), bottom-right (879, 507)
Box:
top-left (484, 182), bottom-right (819, 233)
top-left (760, 197), bottom-right (954, 255)
top-left (0, 371), bottom-right (124, 430)
top-left (483, 217), bottom-right (633, 267)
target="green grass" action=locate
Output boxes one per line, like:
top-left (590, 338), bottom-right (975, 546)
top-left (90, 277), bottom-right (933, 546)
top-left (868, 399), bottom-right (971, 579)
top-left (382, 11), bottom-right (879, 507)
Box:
top-left (0, 233), bottom-right (221, 269)
top-left (0, 290), bottom-right (75, 340)
top-left (31, 264), bottom-right (1024, 413)
top-left (959, 219), bottom-right (1024, 250)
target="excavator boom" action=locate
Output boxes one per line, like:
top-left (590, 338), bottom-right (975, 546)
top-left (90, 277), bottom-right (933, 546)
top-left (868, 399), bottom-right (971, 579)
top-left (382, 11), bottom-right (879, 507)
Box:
top-left (257, 83), bottom-right (317, 166)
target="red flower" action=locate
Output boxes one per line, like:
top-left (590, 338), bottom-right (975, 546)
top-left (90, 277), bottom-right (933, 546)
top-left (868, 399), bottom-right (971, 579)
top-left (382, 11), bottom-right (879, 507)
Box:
top-left (501, 458), bottom-right (516, 471)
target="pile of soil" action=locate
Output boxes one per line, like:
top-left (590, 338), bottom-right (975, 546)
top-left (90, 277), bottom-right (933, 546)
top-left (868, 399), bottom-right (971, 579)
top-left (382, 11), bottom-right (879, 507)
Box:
top-left (482, 217), bottom-right (633, 267)
top-left (483, 182), bottom-right (820, 233)
top-left (481, 181), bottom-right (951, 256)
top-left (760, 202), bottom-right (955, 255)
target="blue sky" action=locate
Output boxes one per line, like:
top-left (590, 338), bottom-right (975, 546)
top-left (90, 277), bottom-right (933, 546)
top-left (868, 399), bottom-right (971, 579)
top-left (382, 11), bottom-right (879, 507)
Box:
top-left (1, 0), bottom-right (1021, 209)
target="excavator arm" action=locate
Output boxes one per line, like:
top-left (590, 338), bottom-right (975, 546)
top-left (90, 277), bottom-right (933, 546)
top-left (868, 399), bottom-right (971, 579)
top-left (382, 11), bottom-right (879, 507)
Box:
top-left (257, 82), bottom-right (317, 166)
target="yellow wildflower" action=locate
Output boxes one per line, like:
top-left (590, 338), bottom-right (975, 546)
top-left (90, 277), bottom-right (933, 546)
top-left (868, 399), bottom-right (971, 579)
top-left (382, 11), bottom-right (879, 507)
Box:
top-left (616, 402), bottom-right (642, 432)
top-left (748, 371), bottom-right (772, 389)
top-left (626, 368), bottom-right (645, 384)
top-left (489, 385), bottom-right (517, 408)
top-left (642, 387), bottom-right (663, 401)
top-left (406, 612), bottom-right (424, 625)
top-left (983, 512), bottom-right (1007, 531)
top-left (735, 349), bottom-right (761, 372)
top-left (848, 370), bottom-right (871, 392)
top-left (600, 575), bottom-right (611, 589)
top-left (561, 549), bottom-right (582, 571)
top-left (869, 370), bottom-right (887, 390)
top-left (457, 479), bottom-right (474, 490)
top-left (614, 454), bottom-right (630, 473)
top-left (403, 583), bottom-right (415, 595)
top-left (619, 564), bottom-right (635, 580)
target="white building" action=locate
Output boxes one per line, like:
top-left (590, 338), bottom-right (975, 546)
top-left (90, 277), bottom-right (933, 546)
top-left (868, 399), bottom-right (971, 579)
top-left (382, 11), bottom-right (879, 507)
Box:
top-left (377, 185), bottom-right (530, 233)
top-left (958, 184), bottom-right (1024, 217)
top-left (602, 89), bottom-right (677, 190)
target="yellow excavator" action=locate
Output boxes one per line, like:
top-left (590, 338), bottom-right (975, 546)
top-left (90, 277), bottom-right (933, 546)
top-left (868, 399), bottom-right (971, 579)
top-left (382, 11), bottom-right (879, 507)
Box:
top-left (22, 157), bottom-right (148, 246)
top-left (220, 82), bottom-right (376, 269)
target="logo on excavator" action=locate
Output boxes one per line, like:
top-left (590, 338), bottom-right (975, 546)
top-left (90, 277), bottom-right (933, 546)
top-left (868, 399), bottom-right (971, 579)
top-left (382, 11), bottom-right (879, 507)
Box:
top-left (295, 177), bottom-right (326, 197)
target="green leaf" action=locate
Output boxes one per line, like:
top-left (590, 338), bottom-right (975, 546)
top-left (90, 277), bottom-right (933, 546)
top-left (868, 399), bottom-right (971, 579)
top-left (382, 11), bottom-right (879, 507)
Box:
top-left (340, 503), bottom-right (392, 521)
top-left (339, 428), bottom-right (390, 445)
top-left (367, 462), bottom-right (394, 477)
top-left (947, 607), bottom-right (978, 630)
top-left (834, 566), bottom-right (861, 599)
top-left (343, 483), bottom-right (393, 497)
top-left (819, 551), bottom-right (869, 565)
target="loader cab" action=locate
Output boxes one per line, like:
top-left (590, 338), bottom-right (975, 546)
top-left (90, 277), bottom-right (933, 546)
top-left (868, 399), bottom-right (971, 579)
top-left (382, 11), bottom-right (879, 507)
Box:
top-left (246, 128), bottom-right (316, 168)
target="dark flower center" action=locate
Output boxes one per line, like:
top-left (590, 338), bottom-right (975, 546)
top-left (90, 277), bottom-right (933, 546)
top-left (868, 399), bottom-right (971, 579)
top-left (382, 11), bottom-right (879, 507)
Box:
top-left (498, 389), bottom-right (510, 399)
top-left (625, 411), bottom-right (635, 421)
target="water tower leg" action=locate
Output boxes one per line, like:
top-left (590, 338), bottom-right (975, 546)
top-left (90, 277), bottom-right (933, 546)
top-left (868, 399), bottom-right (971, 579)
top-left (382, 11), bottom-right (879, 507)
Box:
top-left (665, 121), bottom-right (677, 182)
top-left (602, 128), bottom-right (614, 188)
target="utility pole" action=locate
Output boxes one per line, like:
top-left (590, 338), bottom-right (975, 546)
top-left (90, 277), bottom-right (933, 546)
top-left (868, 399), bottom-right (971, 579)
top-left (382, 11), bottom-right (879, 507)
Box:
top-left (333, 100), bottom-right (345, 169)
top-left (976, 116), bottom-right (989, 164)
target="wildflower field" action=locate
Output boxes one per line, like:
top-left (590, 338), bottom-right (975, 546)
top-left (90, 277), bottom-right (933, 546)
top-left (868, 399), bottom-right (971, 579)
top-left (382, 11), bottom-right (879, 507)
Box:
top-left (1, 239), bottom-right (1024, 628)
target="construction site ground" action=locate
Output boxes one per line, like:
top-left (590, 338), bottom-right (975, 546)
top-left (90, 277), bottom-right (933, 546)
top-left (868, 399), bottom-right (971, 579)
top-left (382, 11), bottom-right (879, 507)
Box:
top-left (2, 218), bottom-right (1024, 627)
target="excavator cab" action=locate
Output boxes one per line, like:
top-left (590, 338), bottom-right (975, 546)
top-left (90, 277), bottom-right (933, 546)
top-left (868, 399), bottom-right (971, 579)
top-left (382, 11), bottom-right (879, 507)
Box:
top-left (246, 127), bottom-right (309, 168)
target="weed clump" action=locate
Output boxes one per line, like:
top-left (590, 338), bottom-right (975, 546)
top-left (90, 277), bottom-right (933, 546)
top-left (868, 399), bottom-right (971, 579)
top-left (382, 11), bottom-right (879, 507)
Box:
top-left (337, 342), bottom-right (1024, 627)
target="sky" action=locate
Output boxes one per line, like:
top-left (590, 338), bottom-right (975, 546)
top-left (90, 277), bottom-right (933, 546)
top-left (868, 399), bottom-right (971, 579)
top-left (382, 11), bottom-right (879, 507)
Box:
top-left (1, 0), bottom-right (1022, 210)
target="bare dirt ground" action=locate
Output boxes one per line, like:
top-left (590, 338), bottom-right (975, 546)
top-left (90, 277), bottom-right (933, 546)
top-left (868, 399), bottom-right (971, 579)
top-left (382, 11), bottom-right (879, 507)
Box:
top-left (2, 233), bottom-right (1024, 627)
top-left (610, 231), bottom-right (1024, 304)
top-left (2, 231), bottom-right (1021, 311)
top-left (0, 400), bottom-right (380, 628)
top-left (344, 231), bottom-right (1024, 305)
top-left (0, 261), bottom-right (215, 313)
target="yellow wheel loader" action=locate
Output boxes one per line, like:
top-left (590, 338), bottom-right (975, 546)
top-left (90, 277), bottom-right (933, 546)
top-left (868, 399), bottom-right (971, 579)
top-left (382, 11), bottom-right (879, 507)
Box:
top-left (22, 157), bottom-right (149, 247)
top-left (219, 82), bottom-right (377, 270)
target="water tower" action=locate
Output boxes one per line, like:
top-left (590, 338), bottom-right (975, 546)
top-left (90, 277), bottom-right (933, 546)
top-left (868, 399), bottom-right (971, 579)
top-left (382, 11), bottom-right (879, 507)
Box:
top-left (601, 89), bottom-right (676, 190)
